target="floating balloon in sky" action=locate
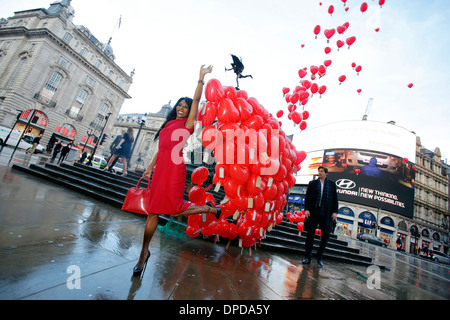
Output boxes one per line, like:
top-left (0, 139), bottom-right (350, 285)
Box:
top-left (357, 89), bottom-right (362, 95)
top-left (298, 69), bottom-right (307, 79)
top-left (408, 83), bottom-right (414, 88)
top-left (328, 5), bottom-right (334, 16)
top-left (355, 65), bottom-right (362, 75)
top-left (338, 75), bottom-right (346, 84)
top-left (314, 25), bottom-right (321, 39)
top-left (337, 40), bottom-right (344, 50)
top-left (346, 36), bottom-right (356, 48)
top-left (324, 29), bottom-right (335, 43)
top-left (379, 0), bottom-right (386, 7)
top-left (324, 46), bottom-right (332, 54)
top-left (360, 2), bottom-right (368, 13)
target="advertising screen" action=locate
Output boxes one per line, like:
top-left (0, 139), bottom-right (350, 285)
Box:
top-left (293, 121), bottom-right (416, 218)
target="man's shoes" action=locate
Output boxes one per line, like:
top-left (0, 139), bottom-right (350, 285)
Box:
top-left (317, 260), bottom-right (324, 267)
top-left (302, 258), bottom-right (311, 264)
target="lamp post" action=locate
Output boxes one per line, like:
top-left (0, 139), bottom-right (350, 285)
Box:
top-left (87, 112), bottom-right (112, 166)
top-left (8, 109), bottom-right (37, 164)
top-left (129, 113), bottom-right (147, 165)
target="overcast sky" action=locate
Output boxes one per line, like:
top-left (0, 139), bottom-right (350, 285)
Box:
top-left (1, 0), bottom-right (449, 161)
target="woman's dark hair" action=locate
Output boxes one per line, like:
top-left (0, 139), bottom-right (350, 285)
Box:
top-left (154, 97), bottom-right (193, 140)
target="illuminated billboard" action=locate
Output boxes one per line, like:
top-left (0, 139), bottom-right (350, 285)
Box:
top-left (293, 121), bottom-right (416, 218)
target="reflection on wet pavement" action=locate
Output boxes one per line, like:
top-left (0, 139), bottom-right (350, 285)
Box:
top-left (0, 165), bottom-right (449, 300)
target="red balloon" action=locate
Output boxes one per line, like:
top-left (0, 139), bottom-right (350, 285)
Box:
top-left (282, 87), bottom-right (290, 95)
top-left (200, 102), bottom-right (217, 125)
top-left (357, 89), bottom-right (362, 95)
top-left (379, 0), bottom-right (385, 7)
top-left (299, 121), bottom-right (307, 131)
top-left (403, 157), bottom-right (409, 163)
top-left (298, 69), bottom-right (307, 78)
top-left (217, 98), bottom-right (239, 123)
top-left (324, 46), bottom-right (332, 54)
top-left (229, 164), bottom-right (250, 185)
top-left (301, 80), bottom-right (311, 89)
top-left (346, 36), bottom-right (356, 48)
top-left (291, 111), bottom-right (302, 124)
top-left (338, 75), bottom-right (346, 84)
top-left (360, 2), bottom-right (368, 13)
top-left (319, 85), bottom-right (327, 97)
top-left (310, 65), bottom-right (319, 75)
top-left (337, 25), bottom-right (347, 34)
top-left (276, 110), bottom-right (284, 118)
top-left (328, 5), bottom-right (334, 15)
top-left (297, 222), bottom-right (304, 232)
top-left (191, 167), bottom-right (209, 185)
top-left (313, 25), bottom-right (321, 38)
top-left (205, 79), bottom-right (224, 103)
top-left (355, 65), bottom-right (362, 74)
top-left (302, 110), bottom-right (310, 120)
top-left (235, 97), bottom-right (253, 122)
top-left (295, 150), bottom-right (307, 164)
top-left (407, 83), bottom-right (413, 88)
top-left (310, 83), bottom-right (319, 95)
top-left (336, 40), bottom-right (344, 50)
top-left (189, 186), bottom-right (206, 204)
top-left (324, 29), bottom-right (335, 42)
top-left (324, 59), bottom-right (332, 67)
top-left (186, 225), bottom-right (200, 237)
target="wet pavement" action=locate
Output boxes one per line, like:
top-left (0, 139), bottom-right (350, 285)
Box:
top-left (0, 149), bottom-right (449, 301)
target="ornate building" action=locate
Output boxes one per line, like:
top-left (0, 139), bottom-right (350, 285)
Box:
top-left (411, 138), bottom-right (450, 254)
top-left (0, 0), bottom-right (132, 155)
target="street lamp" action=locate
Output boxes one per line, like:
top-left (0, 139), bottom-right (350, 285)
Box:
top-left (129, 113), bottom-right (147, 164)
top-left (87, 112), bottom-right (112, 166)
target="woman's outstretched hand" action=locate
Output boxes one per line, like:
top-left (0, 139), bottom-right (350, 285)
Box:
top-left (200, 65), bottom-right (213, 79)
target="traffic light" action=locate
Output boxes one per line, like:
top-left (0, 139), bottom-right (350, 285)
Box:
top-left (99, 134), bottom-right (108, 145)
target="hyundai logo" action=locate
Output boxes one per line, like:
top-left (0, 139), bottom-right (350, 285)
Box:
top-left (336, 179), bottom-right (356, 189)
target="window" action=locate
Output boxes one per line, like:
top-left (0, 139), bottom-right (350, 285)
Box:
top-left (99, 102), bottom-right (109, 115)
top-left (108, 70), bottom-right (114, 78)
top-left (94, 59), bottom-right (102, 68)
top-left (68, 89), bottom-right (89, 119)
top-left (80, 47), bottom-right (88, 57)
top-left (118, 79), bottom-right (124, 87)
top-left (86, 76), bottom-right (95, 87)
top-left (43, 71), bottom-right (63, 97)
top-left (62, 32), bottom-right (73, 44)
top-left (57, 56), bottom-right (71, 69)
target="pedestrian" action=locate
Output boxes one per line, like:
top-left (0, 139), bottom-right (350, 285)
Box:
top-left (24, 133), bottom-right (43, 165)
top-left (103, 127), bottom-right (133, 176)
top-left (79, 150), bottom-right (87, 164)
top-left (58, 141), bottom-right (72, 164)
top-left (303, 166), bottom-right (339, 267)
top-left (50, 140), bottom-right (62, 163)
top-left (133, 65), bottom-right (220, 277)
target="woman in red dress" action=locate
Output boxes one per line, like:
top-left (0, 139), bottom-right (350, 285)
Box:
top-left (133, 65), bottom-right (219, 276)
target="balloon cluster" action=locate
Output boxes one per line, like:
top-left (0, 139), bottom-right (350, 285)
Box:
top-left (286, 210), bottom-right (322, 237)
top-left (278, 1), bottom-right (400, 130)
top-left (189, 79), bottom-right (307, 247)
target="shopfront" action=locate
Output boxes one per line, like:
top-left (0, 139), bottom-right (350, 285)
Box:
top-left (379, 216), bottom-right (395, 248)
top-left (336, 207), bottom-right (355, 237)
top-left (358, 211), bottom-right (377, 235)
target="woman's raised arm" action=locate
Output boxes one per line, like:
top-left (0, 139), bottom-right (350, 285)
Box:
top-left (185, 65), bottom-right (213, 129)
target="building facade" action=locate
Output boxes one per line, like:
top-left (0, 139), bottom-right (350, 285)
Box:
top-left (0, 0), bottom-right (132, 155)
top-left (291, 120), bottom-right (450, 255)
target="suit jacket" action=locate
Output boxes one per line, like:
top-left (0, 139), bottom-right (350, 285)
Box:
top-left (304, 178), bottom-right (338, 219)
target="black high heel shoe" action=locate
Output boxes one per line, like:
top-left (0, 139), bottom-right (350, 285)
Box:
top-left (205, 202), bottom-right (221, 219)
top-left (133, 250), bottom-right (150, 277)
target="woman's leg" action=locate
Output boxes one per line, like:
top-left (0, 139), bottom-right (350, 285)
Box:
top-left (136, 214), bottom-right (159, 268)
top-left (121, 157), bottom-right (128, 176)
top-left (104, 154), bottom-right (118, 170)
top-left (174, 204), bottom-right (218, 217)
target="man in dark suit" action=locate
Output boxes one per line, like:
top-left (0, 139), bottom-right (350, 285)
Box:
top-left (303, 166), bottom-right (338, 267)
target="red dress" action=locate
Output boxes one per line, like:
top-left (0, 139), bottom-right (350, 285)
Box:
top-left (147, 118), bottom-right (194, 215)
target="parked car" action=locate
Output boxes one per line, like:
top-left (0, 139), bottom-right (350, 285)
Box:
top-left (357, 233), bottom-right (387, 247)
top-left (430, 250), bottom-right (450, 265)
top-left (85, 156), bottom-right (107, 169)
top-left (0, 126), bottom-right (34, 151)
